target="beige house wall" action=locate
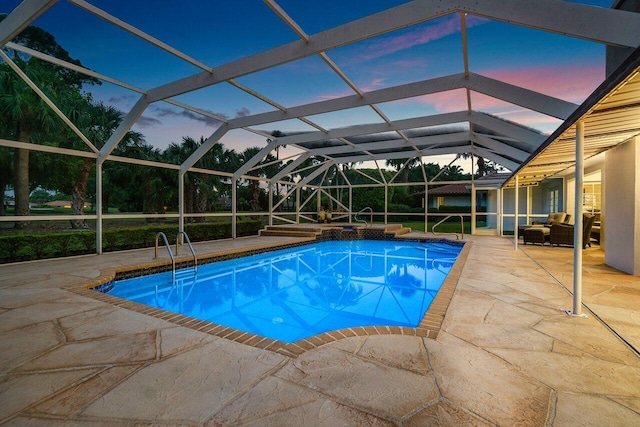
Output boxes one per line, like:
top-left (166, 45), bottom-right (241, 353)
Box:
top-left (604, 135), bottom-right (640, 275)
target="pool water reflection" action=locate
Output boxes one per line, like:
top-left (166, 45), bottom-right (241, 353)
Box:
top-left (106, 240), bottom-right (462, 343)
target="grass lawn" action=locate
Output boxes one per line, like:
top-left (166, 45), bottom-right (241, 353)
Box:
top-left (391, 220), bottom-right (473, 234)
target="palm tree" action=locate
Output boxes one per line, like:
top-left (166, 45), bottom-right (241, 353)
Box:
top-left (386, 157), bottom-right (419, 183)
top-left (238, 147), bottom-right (277, 213)
top-left (455, 153), bottom-right (500, 178)
top-left (439, 164), bottom-right (467, 181)
top-left (240, 147), bottom-right (263, 213)
top-left (70, 102), bottom-right (142, 227)
top-left (0, 59), bottom-right (61, 227)
top-left (0, 17), bottom-right (99, 228)
top-left (103, 139), bottom-right (163, 214)
top-left (164, 136), bottom-right (226, 220)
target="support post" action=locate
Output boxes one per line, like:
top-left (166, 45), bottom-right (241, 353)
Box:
top-left (514, 174), bottom-right (519, 251)
top-left (268, 181), bottom-right (273, 226)
top-left (96, 162), bottom-right (102, 254)
top-left (471, 184), bottom-right (476, 235)
top-left (178, 172), bottom-right (185, 243)
top-left (296, 185), bottom-right (300, 224)
top-left (526, 185), bottom-right (531, 225)
top-left (424, 182), bottom-right (428, 233)
top-left (471, 155), bottom-right (476, 235)
top-left (384, 184), bottom-right (388, 224)
top-left (348, 186), bottom-right (353, 223)
top-left (569, 121), bottom-right (586, 317)
top-left (232, 178), bottom-right (237, 239)
top-left (499, 187), bottom-right (503, 236)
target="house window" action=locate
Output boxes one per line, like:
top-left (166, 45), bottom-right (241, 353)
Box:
top-left (549, 189), bottom-right (559, 213)
top-left (583, 183), bottom-right (601, 213)
top-left (436, 196), bottom-right (444, 208)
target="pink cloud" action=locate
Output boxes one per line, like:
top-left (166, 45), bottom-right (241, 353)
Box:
top-left (359, 78), bottom-right (387, 92)
top-left (479, 63), bottom-right (604, 103)
top-left (469, 92), bottom-right (513, 111)
top-left (311, 77), bottom-right (388, 102)
top-left (494, 111), bottom-right (562, 134)
top-left (400, 62), bottom-right (603, 113)
top-left (314, 90), bottom-right (356, 102)
top-left (404, 89), bottom-right (469, 112)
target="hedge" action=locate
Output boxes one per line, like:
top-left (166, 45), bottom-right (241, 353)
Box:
top-left (437, 205), bottom-right (472, 213)
top-left (0, 220), bottom-right (263, 264)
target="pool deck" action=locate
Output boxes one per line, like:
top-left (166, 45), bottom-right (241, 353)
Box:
top-left (1, 234), bottom-right (639, 426)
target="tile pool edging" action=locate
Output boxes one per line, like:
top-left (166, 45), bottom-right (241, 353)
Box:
top-left (68, 237), bottom-right (470, 357)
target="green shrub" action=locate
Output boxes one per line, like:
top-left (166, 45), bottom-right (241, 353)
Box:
top-left (0, 220), bottom-right (263, 264)
top-left (437, 205), bottom-right (472, 213)
top-left (387, 203), bottom-right (412, 213)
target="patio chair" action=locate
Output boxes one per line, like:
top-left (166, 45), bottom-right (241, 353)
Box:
top-left (535, 212), bottom-right (570, 226)
top-left (518, 213), bottom-right (571, 238)
top-left (549, 214), bottom-right (596, 248)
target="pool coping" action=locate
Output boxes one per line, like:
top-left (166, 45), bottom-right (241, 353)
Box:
top-left (68, 236), bottom-right (470, 358)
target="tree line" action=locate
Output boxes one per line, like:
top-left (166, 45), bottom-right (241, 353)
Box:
top-left (0, 16), bottom-right (282, 229)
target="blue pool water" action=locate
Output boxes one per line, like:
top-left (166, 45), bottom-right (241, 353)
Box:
top-left (104, 240), bottom-right (462, 343)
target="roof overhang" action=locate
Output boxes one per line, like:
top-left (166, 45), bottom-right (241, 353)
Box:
top-left (505, 45), bottom-right (640, 188)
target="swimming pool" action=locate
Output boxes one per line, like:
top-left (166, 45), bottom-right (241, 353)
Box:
top-left (103, 239), bottom-right (462, 343)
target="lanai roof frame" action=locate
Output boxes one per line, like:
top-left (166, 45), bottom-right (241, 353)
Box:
top-left (1, 0), bottom-right (640, 242)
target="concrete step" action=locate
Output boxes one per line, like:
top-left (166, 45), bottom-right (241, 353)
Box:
top-left (259, 229), bottom-right (318, 238)
top-left (392, 227), bottom-right (412, 236)
top-left (264, 226), bottom-right (323, 234)
top-left (384, 224), bottom-right (403, 231)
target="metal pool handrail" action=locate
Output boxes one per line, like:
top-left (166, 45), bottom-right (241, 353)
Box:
top-left (176, 231), bottom-right (198, 274)
top-left (431, 215), bottom-right (464, 240)
top-left (354, 207), bottom-right (373, 226)
top-left (154, 232), bottom-right (176, 283)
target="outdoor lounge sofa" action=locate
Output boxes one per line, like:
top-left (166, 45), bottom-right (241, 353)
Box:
top-left (549, 214), bottom-right (596, 248)
top-left (519, 212), bottom-right (571, 243)
top-left (518, 212), bottom-right (571, 234)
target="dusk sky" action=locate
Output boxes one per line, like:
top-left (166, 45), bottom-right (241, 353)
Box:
top-left (1, 0), bottom-right (614, 170)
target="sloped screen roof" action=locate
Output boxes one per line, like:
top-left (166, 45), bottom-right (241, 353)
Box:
top-left (1, 0), bottom-right (639, 182)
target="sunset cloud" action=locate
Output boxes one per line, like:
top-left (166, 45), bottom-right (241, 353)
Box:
top-left (391, 62), bottom-right (603, 115)
top-left (479, 63), bottom-right (604, 103)
top-left (135, 115), bottom-right (163, 128)
top-left (154, 107), bottom-right (222, 127)
top-left (345, 14), bottom-right (486, 65)
top-left (147, 106), bottom-right (252, 128)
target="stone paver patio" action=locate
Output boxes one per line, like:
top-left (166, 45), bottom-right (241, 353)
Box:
top-left (1, 234), bottom-right (639, 426)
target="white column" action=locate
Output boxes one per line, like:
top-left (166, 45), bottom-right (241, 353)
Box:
top-left (571, 121), bottom-right (585, 316)
top-left (514, 174), bottom-right (519, 251)
top-left (178, 172), bottom-right (184, 242)
top-left (232, 178), bottom-right (237, 239)
top-left (268, 181), bottom-right (273, 226)
top-left (296, 185), bottom-right (300, 224)
top-left (348, 186), bottom-right (353, 223)
top-left (384, 184), bottom-right (388, 224)
top-left (424, 183), bottom-right (428, 233)
top-left (497, 186), bottom-right (502, 236)
top-left (526, 186), bottom-right (531, 225)
top-left (96, 162), bottom-right (102, 255)
top-left (471, 185), bottom-right (476, 235)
